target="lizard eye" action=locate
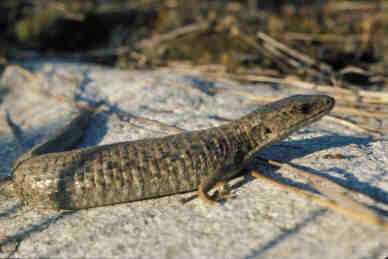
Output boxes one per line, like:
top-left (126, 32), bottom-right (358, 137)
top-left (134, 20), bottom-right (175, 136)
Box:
top-left (301, 104), bottom-right (311, 114)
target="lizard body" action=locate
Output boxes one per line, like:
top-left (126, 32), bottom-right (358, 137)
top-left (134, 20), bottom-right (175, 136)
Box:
top-left (3, 95), bottom-right (334, 209)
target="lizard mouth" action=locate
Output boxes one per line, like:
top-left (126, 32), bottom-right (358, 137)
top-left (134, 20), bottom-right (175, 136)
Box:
top-left (280, 97), bottom-right (335, 138)
top-left (306, 106), bottom-right (332, 124)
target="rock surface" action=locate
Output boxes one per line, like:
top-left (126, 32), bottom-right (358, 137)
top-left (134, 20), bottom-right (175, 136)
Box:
top-left (0, 62), bottom-right (387, 258)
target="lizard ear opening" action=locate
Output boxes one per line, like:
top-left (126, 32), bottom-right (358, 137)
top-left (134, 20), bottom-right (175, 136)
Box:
top-left (264, 127), bottom-right (272, 134)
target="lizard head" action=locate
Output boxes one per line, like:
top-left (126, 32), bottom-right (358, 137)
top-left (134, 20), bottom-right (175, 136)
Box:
top-left (240, 94), bottom-right (335, 148)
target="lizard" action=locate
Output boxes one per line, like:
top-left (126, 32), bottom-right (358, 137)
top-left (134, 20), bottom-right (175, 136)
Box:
top-left (0, 94), bottom-right (335, 210)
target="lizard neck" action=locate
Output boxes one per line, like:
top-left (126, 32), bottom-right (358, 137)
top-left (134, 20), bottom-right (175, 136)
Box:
top-left (218, 119), bottom-right (261, 159)
top-left (229, 107), bottom-right (292, 157)
top-left (228, 112), bottom-right (273, 154)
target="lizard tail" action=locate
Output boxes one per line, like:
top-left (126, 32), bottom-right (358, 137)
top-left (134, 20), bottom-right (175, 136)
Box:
top-left (0, 177), bottom-right (15, 199)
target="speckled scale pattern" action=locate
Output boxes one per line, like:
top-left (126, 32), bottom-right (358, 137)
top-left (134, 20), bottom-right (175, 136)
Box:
top-left (11, 95), bottom-right (335, 209)
top-left (13, 124), bottom-right (248, 209)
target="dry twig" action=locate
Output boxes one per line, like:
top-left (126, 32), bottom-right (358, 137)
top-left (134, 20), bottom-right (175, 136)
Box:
top-left (326, 1), bottom-right (388, 12)
top-left (256, 32), bottom-right (334, 80)
top-left (324, 116), bottom-right (383, 137)
top-left (333, 106), bottom-right (388, 119)
top-left (137, 21), bottom-right (210, 49)
top-left (281, 32), bottom-right (364, 43)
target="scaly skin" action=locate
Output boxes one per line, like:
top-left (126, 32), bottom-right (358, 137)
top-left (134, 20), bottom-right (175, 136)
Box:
top-left (6, 95), bottom-right (334, 209)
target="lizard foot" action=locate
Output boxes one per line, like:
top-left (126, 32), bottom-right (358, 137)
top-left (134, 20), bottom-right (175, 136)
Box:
top-left (198, 183), bottom-right (218, 205)
top-left (216, 181), bottom-right (231, 196)
top-left (212, 181), bottom-right (232, 202)
top-left (250, 171), bottom-right (262, 179)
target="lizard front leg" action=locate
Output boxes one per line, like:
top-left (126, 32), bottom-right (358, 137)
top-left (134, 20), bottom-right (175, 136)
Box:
top-left (196, 168), bottom-right (223, 205)
top-left (197, 167), bottom-right (237, 205)
top-left (198, 182), bottom-right (218, 205)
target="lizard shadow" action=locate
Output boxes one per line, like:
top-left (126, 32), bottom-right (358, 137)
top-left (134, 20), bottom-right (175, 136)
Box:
top-left (2, 111), bottom-right (109, 169)
top-left (229, 134), bottom-right (388, 206)
top-left (0, 203), bottom-right (22, 220)
top-left (258, 132), bottom-right (375, 161)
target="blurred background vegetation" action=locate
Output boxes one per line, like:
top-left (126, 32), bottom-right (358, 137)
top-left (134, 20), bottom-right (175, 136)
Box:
top-left (0, 0), bottom-right (387, 90)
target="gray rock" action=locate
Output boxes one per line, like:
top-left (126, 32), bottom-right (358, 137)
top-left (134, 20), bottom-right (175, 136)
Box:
top-left (0, 62), bottom-right (387, 258)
